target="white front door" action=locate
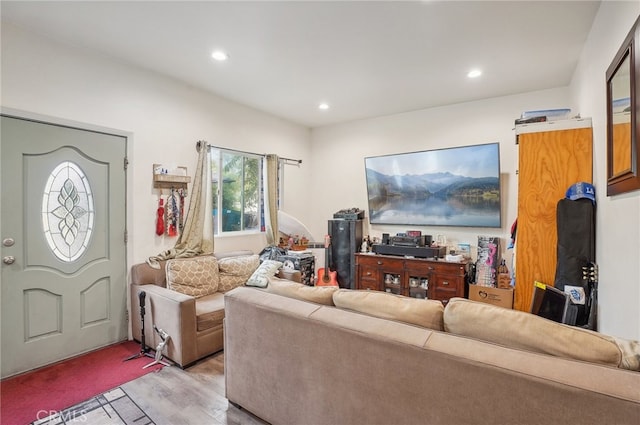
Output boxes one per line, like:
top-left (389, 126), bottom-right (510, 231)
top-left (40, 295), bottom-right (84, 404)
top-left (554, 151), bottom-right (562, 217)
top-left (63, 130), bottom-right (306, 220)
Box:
top-left (1, 115), bottom-right (127, 378)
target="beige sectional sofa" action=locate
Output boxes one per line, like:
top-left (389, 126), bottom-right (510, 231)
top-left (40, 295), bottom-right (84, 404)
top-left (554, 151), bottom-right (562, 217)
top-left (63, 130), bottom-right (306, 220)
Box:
top-left (224, 284), bottom-right (640, 425)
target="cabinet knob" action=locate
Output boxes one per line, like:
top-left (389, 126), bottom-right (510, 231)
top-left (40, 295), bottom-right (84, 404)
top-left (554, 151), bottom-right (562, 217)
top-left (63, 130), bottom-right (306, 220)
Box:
top-left (442, 281), bottom-right (449, 286)
top-left (377, 261), bottom-right (383, 265)
top-left (366, 271), bottom-right (372, 276)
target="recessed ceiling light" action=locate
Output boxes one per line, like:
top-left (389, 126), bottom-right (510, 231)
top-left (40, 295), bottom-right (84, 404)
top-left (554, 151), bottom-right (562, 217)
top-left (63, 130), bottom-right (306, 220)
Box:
top-left (467, 69), bottom-right (482, 78)
top-left (318, 103), bottom-right (330, 110)
top-left (211, 50), bottom-right (229, 61)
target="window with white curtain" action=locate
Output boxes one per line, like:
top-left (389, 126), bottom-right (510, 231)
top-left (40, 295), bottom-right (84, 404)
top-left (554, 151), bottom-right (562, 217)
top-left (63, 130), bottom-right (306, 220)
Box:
top-left (209, 148), bottom-right (263, 235)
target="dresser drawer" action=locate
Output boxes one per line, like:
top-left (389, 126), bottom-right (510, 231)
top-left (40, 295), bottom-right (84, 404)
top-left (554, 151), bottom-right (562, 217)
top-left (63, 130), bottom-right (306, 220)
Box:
top-left (431, 273), bottom-right (463, 291)
top-left (358, 279), bottom-right (380, 291)
top-left (357, 255), bottom-right (403, 270)
top-left (425, 262), bottom-right (466, 276)
top-left (358, 266), bottom-right (379, 283)
top-left (356, 255), bottom-right (382, 267)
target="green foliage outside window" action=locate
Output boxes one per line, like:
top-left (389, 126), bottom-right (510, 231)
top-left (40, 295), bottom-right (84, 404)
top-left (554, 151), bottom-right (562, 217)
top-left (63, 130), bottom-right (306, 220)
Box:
top-left (210, 149), bottom-right (261, 234)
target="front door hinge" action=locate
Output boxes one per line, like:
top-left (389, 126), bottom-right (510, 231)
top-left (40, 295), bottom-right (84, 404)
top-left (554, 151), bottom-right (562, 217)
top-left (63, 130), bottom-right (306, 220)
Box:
top-left (124, 230), bottom-right (128, 244)
top-left (124, 156), bottom-right (129, 170)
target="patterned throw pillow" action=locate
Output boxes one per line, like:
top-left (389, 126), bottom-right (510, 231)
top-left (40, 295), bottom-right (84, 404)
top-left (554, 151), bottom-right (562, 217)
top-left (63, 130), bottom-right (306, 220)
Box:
top-left (166, 256), bottom-right (220, 298)
top-left (246, 260), bottom-right (283, 288)
top-left (218, 254), bottom-right (260, 292)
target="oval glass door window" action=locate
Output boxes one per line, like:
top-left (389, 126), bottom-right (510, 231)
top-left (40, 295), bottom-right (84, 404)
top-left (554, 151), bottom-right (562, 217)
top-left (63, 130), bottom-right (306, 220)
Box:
top-left (41, 161), bottom-right (95, 262)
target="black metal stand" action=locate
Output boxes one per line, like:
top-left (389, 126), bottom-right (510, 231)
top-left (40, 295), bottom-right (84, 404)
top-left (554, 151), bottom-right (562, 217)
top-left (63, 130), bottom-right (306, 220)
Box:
top-left (124, 290), bottom-right (155, 362)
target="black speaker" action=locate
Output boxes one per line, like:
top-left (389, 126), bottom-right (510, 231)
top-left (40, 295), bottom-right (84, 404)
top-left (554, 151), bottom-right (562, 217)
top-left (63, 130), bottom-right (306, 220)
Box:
top-left (382, 233), bottom-right (390, 245)
top-left (328, 219), bottom-right (363, 289)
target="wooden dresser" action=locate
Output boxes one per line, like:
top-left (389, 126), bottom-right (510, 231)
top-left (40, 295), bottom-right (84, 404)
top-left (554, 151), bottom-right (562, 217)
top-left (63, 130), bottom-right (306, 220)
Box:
top-left (355, 253), bottom-right (468, 304)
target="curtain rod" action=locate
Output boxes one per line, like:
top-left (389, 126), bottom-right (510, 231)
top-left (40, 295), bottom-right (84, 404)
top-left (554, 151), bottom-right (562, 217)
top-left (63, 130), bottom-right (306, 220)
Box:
top-left (196, 140), bottom-right (302, 164)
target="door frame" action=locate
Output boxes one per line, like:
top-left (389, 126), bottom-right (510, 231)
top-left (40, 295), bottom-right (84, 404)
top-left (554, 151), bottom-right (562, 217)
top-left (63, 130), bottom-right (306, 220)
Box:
top-left (0, 106), bottom-right (135, 340)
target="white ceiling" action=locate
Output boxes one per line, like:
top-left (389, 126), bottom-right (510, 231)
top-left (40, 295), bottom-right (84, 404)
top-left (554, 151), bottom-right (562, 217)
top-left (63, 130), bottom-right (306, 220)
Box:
top-left (1, 1), bottom-right (601, 128)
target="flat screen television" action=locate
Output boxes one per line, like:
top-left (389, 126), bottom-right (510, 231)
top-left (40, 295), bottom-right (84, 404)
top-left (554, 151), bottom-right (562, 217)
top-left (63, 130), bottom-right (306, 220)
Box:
top-left (364, 142), bottom-right (501, 227)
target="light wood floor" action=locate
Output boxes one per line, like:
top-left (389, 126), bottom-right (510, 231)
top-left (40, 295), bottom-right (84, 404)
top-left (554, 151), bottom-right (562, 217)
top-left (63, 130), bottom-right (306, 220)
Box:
top-left (121, 352), bottom-right (267, 425)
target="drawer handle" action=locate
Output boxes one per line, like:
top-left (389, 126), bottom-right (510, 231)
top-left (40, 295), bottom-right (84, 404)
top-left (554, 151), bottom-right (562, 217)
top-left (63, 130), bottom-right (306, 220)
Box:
top-left (377, 261), bottom-right (383, 265)
top-left (442, 281), bottom-right (449, 286)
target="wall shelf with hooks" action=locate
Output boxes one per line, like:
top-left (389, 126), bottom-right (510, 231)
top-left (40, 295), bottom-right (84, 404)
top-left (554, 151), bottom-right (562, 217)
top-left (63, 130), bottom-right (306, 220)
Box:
top-left (153, 164), bottom-right (191, 191)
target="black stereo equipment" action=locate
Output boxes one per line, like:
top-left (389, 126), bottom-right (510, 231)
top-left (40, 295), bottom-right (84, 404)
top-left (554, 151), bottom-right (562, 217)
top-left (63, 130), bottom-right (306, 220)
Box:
top-left (372, 244), bottom-right (446, 259)
top-left (389, 235), bottom-right (423, 247)
top-left (333, 208), bottom-right (365, 220)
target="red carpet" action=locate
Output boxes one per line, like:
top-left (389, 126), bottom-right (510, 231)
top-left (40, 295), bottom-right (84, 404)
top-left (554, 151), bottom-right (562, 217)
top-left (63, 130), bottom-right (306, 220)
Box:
top-left (1, 340), bottom-right (163, 425)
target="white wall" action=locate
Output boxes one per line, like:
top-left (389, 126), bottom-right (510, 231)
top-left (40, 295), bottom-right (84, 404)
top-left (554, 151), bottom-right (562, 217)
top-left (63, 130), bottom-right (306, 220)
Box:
top-left (1, 23), bottom-right (312, 266)
top-left (310, 87), bottom-right (571, 266)
top-left (570, 2), bottom-right (640, 340)
top-left (309, 2), bottom-right (640, 341)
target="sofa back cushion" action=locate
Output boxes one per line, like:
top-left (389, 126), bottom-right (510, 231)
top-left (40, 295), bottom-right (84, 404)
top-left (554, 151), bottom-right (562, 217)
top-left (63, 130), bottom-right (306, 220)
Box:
top-left (166, 256), bottom-right (220, 298)
top-left (218, 254), bottom-right (260, 292)
top-left (266, 278), bottom-right (338, 305)
top-left (130, 251), bottom-right (254, 289)
top-left (443, 297), bottom-right (640, 370)
top-left (333, 289), bottom-right (445, 331)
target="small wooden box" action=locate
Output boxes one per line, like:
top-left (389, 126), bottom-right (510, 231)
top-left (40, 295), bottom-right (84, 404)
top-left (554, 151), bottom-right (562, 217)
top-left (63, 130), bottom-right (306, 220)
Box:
top-left (497, 273), bottom-right (511, 289)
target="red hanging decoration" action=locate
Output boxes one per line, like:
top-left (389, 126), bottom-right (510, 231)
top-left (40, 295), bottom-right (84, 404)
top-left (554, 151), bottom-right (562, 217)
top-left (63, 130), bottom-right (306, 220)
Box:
top-left (156, 198), bottom-right (165, 236)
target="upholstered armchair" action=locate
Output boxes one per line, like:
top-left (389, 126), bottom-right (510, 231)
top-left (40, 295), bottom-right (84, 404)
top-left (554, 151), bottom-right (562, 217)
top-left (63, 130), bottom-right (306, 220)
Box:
top-left (129, 250), bottom-right (257, 368)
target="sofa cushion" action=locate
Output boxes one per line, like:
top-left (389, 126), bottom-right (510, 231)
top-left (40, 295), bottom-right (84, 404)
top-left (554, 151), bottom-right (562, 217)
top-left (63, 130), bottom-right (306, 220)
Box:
top-left (332, 289), bottom-right (445, 331)
top-left (443, 297), bottom-right (640, 370)
top-left (246, 260), bottom-right (283, 288)
top-left (218, 254), bottom-right (260, 292)
top-left (195, 293), bottom-right (225, 332)
top-left (165, 256), bottom-right (220, 298)
top-left (266, 277), bottom-right (338, 305)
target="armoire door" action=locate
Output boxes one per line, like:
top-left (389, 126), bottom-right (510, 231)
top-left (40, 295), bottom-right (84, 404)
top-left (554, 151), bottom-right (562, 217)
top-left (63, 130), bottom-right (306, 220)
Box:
top-left (515, 121), bottom-right (592, 312)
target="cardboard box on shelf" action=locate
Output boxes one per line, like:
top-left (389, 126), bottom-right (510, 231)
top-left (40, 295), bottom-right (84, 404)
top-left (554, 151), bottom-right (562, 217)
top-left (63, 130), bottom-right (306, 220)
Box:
top-left (468, 285), bottom-right (513, 309)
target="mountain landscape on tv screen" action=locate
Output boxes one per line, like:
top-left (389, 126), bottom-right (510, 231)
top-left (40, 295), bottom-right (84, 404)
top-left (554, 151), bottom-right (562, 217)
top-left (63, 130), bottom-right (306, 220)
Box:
top-left (365, 168), bottom-right (501, 227)
top-left (365, 169), bottom-right (500, 201)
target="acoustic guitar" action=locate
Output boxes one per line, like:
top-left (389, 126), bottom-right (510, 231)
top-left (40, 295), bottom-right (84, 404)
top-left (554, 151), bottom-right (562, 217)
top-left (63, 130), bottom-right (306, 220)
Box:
top-left (316, 235), bottom-right (338, 287)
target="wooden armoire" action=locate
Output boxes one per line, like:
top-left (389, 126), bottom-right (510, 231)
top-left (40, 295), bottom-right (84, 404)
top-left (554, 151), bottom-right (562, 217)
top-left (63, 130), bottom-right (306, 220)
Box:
top-left (515, 119), bottom-right (593, 312)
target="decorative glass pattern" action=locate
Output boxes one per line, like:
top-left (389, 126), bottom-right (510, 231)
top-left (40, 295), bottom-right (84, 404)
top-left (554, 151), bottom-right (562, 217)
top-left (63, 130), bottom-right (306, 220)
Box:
top-left (42, 161), bottom-right (94, 262)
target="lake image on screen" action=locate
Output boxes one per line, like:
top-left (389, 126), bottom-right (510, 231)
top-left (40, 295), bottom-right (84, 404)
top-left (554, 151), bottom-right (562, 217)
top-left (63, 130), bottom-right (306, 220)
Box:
top-left (365, 143), bottom-right (501, 227)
